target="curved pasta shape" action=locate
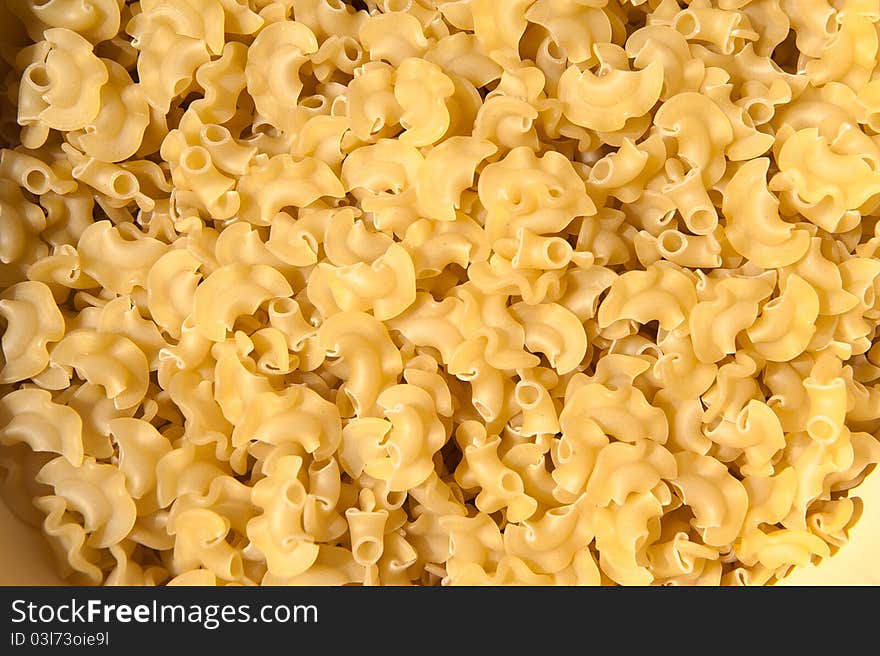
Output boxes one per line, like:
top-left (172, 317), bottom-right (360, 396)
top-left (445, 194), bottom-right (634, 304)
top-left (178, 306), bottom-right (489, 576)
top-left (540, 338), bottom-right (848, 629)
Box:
top-left (155, 443), bottom-right (230, 509)
top-left (503, 498), bottom-right (596, 574)
top-left (37, 456), bottom-right (137, 549)
top-left (345, 61), bottom-right (402, 141)
top-left (416, 136), bottom-right (497, 221)
top-left (478, 146), bottom-right (596, 243)
top-left (597, 264), bottom-right (697, 331)
top-left (359, 11), bottom-right (427, 66)
top-left (394, 57), bottom-right (455, 147)
top-left (670, 452), bottom-right (748, 548)
top-left (456, 432), bottom-right (538, 522)
top-left (562, 382), bottom-right (669, 444)
top-left (473, 94), bottom-right (539, 152)
top-left (425, 32), bottom-right (502, 88)
top-left (746, 274), bottom-right (820, 362)
top-left (51, 330), bottom-right (150, 410)
top-left (236, 154), bottom-right (345, 225)
top-left (341, 139), bottom-right (422, 195)
top-left (689, 277), bottom-right (774, 363)
top-left (585, 439), bottom-right (676, 507)
top-left (167, 507), bottom-right (245, 581)
top-left (705, 400), bottom-right (786, 478)
top-left (594, 492), bottom-right (663, 586)
top-left (246, 20), bottom-right (319, 134)
top-left (558, 61), bottom-right (664, 133)
top-left (192, 263), bottom-right (293, 342)
top-left (9, 0), bottom-right (122, 44)
top-left (110, 417), bottom-right (171, 507)
top-left (403, 215), bottom-right (487, 277)
top-left (654, 92), bottom-right (733, 185)
top-left (525, 0), bottom-right (611, 65)
top-left (588, 134), bottom-right (667, 204)
top-left (232, 385), bottom-right (341, 460)
top-left (510, 301), bottom-right (588, 374)
top-left (625, 25), bottom-right (703, 100)
top-left (247, 455), bottom-right (320, 579)
top-left (387, 293), bottom-right (465, 364)
top-left (0, 281), bottom-right (65, 383)
top-left (127, 5), bottom-right (213, 112)
top-left (803, 353), bottom-right (848, 445)
top-left (471, 0), bottom-right (534, 62)
top-left (552, 415), bottom-right (608, 499)
top-left (77, 221), bottom-right (168, 295)
top-left (775, 127), bottom-right (880, 212)
top-left (0, 389), bottom-right (83, 466)
top-left (738, 527), bottom-right (831, 570)
top-left (317, 311), bottom-right (403, 415)
top-left (721, 158), bottom-right (811, 268)
top-left (361, 384), bottom-right (447, 492)
top-left (75, 60), bottom-right (149, 163)
top-left (314, 243), bottom-right (416, 320)
top-left (38, 28), bottom-right (109, 132)
top-left (146, 250), bottom-right (203, 339)
top-left (453, 285), bottom-right (538, 371)
top-left (32, 494), bottom-right (102, 584)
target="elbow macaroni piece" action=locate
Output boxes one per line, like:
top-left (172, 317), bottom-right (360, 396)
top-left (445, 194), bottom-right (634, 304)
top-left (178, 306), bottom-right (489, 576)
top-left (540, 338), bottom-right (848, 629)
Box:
top-left (1, 0), bottom-right (879, 588)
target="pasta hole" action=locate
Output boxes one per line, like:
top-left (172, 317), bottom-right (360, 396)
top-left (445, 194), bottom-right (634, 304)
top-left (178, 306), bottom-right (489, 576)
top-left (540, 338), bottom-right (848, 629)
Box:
top-left (110, 172), bottom-right (137, 198)
top-left (285, 483), bottom-right (306, 507)
top-left (385, 490), bottom-right (407, 510)
top-left (658, 230), bottom-right (686, 256)
top-left (268, 297), bottom-right (298, 318)
top-left (807, 417), bottom-right (839, 444)
top-left (227, 556), bottom-right (244, 581)
top-left (499, 471), bottom-right (521, 494)
top-left (545, 240), bottom-right (571, 266)
top-left (544, 38), bottom-right (564, 63)
top-left (325, 0), bottom-right (345, 10)
top-left (823, 12), bottom-right (837, 36)
top-left (556, 438), bottom-right (573, 464)
top-left (705, 415), bottom-right (723, 434)
top-left (352, 537), bottom-right (383, 564)
top-left (590, 159), bottom-right (613, 185)
top-left (746, 101), bottom-right (773, 126)
top-left (180, 147), bottom-right (211, 175)
top-left (687, 208), bottom-right (716, 234)
top-left (27, 65), bottom-right (50, 89)
top-left (473, 399), bottom-right (493, 420)
top-left (342, 39), bottom-right (361, 62)
top-left (201, 124), bottom-right (228, 145)
top-left (23, 168), bottom-right (50, 194)
top-left (673, 11), bottom-right (699, 38)
top-left (515, 382), bottom-right (541, 408)
top-left (301, 95), bottom-right (326, 110)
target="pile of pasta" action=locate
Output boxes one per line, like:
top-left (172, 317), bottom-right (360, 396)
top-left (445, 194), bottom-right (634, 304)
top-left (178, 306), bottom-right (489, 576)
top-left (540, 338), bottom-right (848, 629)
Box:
top-left (1, 0), bottom-right (880, 587)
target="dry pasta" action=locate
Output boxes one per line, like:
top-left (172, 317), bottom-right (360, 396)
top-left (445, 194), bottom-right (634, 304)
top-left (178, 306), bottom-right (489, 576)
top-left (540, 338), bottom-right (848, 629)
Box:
top-left (0, 0), bottom-right (879, 587)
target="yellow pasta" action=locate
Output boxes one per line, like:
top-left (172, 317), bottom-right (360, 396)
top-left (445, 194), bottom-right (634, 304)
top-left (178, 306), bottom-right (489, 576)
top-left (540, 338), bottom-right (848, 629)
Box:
top-left (1, 0), bottom-right (879, 589)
